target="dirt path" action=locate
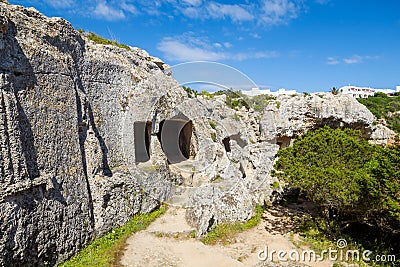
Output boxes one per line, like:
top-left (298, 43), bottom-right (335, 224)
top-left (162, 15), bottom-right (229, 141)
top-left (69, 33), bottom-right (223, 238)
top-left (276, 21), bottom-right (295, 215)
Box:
top-left (120, 205), bottom-right (334, 267)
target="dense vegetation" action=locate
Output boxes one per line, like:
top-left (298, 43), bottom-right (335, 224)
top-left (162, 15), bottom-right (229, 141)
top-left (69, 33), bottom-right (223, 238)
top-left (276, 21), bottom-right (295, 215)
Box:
top-left (77, 30), bottom-right (131, 51)
top-left (59, 205), bottom-right (166, 267)
top-left (273, 127), bottom-right (400, 264)
top-left (358, 93), bottom-right (400, 133)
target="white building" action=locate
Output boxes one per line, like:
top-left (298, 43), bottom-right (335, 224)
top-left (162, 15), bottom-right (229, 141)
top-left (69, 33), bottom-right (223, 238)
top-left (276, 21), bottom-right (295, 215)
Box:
top-left (338, 86), bottom-right (399, 98)
top-left (242, 87), bottom-right (297, 97)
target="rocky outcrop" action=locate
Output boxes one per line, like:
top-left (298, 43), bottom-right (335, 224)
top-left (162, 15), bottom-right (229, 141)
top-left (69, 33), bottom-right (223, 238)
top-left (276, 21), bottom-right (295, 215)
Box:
top-left (0, 3), bottom-right (180, 266)
top-left (0, 3), bottom-right (394, 266)
top-left (259, 93), bottom-right (391, 147)
top-left (369, 124), bottom-right (396, 145)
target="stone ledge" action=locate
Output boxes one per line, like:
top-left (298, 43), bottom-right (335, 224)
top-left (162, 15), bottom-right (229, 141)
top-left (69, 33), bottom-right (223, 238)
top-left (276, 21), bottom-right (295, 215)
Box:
top-left (0, 174), bottom-right (49, 201)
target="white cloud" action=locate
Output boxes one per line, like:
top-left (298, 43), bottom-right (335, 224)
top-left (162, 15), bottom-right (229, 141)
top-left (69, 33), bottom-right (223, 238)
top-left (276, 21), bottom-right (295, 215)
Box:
top-left (364, 55), bottom-right (381, 60)
top-left (327, 55), bottom-right (380, 65)
top-left (182, 0), bottom-right (202, 6)
top-left (94, 2), bottom-right (125, 20)
top-left (260, 0), bottom-right (302, 25)
top-left (314, 0), bottom-right (330, 4)
top-left (233, 51), bottom-right (279, 60)
top-left (157, 37), bottom-right (227, 61)
top-left (157, 34), bottom-right (278, 62)
top-left (327, 57), bottom-right (340, 65)
top-left (180, 6), bottom-right (202, 17)
top-left (343, 55), bottom-right (363, 64)
top-left (206, 2), bottom-right (254, 21)
top-left (121, 2), bottom-right (139, 15)
top-left (43, 0), bottom-right (75, 8)
top-left (250, 33), bottom-right (262, 39)
top-left (223, 42), bottom-right (232, 48)
top-left (37, 0), bottom-right (308, 28)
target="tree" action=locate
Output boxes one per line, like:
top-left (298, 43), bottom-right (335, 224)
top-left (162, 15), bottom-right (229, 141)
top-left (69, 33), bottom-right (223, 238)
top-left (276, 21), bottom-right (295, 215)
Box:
top-left (331, 87), bottom-right (339, 95)
top-left (273, 126), bottom-right (377, 234)
top-left (274, 126), bottom-right (400, 236)
top-left (364, 145), bottom-right (400, 234)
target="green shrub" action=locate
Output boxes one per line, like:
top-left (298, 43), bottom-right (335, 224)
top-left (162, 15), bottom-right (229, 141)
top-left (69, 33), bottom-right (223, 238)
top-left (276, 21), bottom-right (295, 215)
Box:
top-left (182, 86), bottom-right (198, 98)
top-left (358, 95), bottom-right (400, 133)
top-left (199, 90), bottom-right (214, 99)
top-left (274, 127), bottom-right (400, 264)
top-left (214, 90), bottom-right (250, 110)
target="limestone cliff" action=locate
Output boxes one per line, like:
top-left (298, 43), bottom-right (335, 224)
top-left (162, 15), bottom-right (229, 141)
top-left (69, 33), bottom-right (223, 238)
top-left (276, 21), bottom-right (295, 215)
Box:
top-left (0, 3), bottom-right (181, 265)
top-left (0, 3), bottom-right (392, 266)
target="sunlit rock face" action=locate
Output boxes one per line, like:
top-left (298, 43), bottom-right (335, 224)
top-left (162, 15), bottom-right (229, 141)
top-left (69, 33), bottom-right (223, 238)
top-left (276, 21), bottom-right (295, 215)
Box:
top-left (0, 3), bottom-right (392, 266)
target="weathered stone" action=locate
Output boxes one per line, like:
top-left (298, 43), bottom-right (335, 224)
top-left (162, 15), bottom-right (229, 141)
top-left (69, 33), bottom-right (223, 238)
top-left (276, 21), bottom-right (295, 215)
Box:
top-left (0, 3), bottom-right (178, 266)
top-left (260, 93), bottom-right (376, 145)
top-left (0, 3), bottom-right (394, 266)
top-left (369, 124), bottom-right (396, 145)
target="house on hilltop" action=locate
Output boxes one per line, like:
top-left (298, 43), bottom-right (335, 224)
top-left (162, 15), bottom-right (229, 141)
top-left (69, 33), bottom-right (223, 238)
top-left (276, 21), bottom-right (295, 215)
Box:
top-left (338, 85), bottom-right (400, 98)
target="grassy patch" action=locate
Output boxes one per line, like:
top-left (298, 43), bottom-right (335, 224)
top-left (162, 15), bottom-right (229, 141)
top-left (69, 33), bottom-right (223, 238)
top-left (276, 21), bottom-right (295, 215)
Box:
top-left (208, 120), bottom-right (217, 130)
top-left (210, 132), bottom-right (217, 142)
top-left (357, 94), bottom-right (400, 133)
top-left (138, 165), bottom-right (160, 172)
top-left (59, 205), bottom-right (166, 267)
top-left (79, 30), bottom-right (131, 51)
top-left (202, 205), bottom-right (264, 245)
top-left (293, 216), bottom-right (334, 253)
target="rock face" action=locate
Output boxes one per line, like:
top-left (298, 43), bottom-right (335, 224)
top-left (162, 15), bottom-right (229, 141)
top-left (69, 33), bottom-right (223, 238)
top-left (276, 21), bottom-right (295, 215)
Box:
top-left (259, 93), bottom-right (389, 147)
top-left (0, 3), bottom-right (393, 266)
top-left (369, 124), bottom-right (396, 145)
top-left (0, 3), bottom-right (180, 266)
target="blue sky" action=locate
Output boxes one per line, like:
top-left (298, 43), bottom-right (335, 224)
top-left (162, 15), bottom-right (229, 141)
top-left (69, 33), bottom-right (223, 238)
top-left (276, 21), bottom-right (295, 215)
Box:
top-left (8, 0), bottom-right (400, 92)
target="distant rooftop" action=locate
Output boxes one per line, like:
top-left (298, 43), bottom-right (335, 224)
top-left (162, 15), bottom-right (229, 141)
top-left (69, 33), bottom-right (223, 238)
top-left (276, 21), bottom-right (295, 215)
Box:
top-left (242, 87), bottom-right (298, 97)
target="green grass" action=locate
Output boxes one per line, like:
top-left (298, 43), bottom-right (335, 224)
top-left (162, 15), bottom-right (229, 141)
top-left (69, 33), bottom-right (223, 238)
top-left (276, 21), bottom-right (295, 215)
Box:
top-left (78, 30), bottom-right (131, 51)
top-left (58, 205), bottom-right (166, 267)
top-left (208, 120), bottom-right (217, 130)
top-left (202, 205), bottom-right (264, 245)
top-left (358, 93), bottom-right (400, 133)
top-left (182, 86), bottom-right (198, 98)
top-left (210, 132), bottom-right (217, 142)
top-left (199, 90), bottom-right (215, 99)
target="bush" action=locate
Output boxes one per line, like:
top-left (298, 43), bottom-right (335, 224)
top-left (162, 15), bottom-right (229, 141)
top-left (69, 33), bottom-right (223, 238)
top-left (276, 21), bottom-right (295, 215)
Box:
top-left (214, 90), bottom-right (250, 110)
top-left (358, 94), bottom-right (400, 133)
top-left (273, 127), bottom-right (400, 265)
top-left (273, 126), bottom-right (400, 236)
top-left (182, 86), bottom-right (198, 98)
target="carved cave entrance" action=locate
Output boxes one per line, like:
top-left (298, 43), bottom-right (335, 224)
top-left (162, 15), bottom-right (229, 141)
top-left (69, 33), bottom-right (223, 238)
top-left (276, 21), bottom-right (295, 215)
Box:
top-left (134, 121), bottom-right (152, 163)
top-left (158, 114), bottom-right (192, 164)
top-left (135, 114), bottom-right (193, 164)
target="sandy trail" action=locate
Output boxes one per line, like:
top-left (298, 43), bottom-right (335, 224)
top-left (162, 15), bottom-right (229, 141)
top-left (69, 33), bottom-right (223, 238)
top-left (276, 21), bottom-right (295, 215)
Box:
top-left (120, 206), bottom-right (334, 267)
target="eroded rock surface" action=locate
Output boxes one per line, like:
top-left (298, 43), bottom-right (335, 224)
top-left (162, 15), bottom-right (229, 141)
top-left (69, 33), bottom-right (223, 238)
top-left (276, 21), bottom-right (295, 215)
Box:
top-left (0, 3), bottom-right (393, 266)
top-left (0, 3), bottom-right (179, 265)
